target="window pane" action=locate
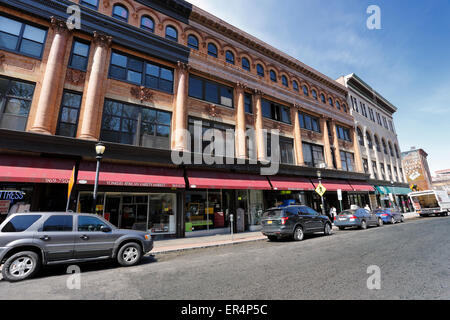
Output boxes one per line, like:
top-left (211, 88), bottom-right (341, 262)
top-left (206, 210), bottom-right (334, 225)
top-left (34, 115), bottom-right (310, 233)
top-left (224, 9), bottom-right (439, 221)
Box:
top-left (262, 100), bottom-right (271, 118)
top-left (156, 125), bottom-right (170, 137)
top-left (113, 5), bottom-right (128, 20)
top-left (156, 111), bottom-right (171, 124)
top-left (242, 58), bottom-right (250, 70)
top-left (4, 98), bottom-right (30, 116)
top-left (8, 80), bottom-right (35, 98)
top-left (187, 35), bottom-right (198, 49)
top-left (0, 16), bottom-right (22, 36)
top-left (127, 70), bottom-right (142, 84)
top-left (312, 118), bottom-right (319, 132)
top-left (62, 92), bottom-right (82, 108)
top-left (57, 123), bottom-right (76, 137)
top-left (189, 76), bottom-right (203, 99)
top-left (160, 68), bottom-right (173, 81)
top-left (22, 25), bottom-right (46, 43)
top-left (0, 32), bottom-right (19, 50)
top-left (78, 216), bottom-right (106, 232)
top-left (70, 55), bottom-right (88, 70)
top-left (111, 52), bottom-right (127, 67)
top-left (19, 39), bottom-right (42, 57)
top-left (302, 143), bottom-right (313, 166)
top-left (166, 26), bottom-right (177, 41)
top-left (110, 65), bottom-right (126, 80)
top-left (220, 86), bottom-right (233, 107)
top-left (42, 215), bottom-right (73, 232)
top-left (281, 107), bottom-right (290, 123)
top-left (2, 215), bottom-right (41, 232)
top-left (141, 16), bottom-right (154, 31)
top-left (305, 115), bottom-right (312, 130)
top-left (73, 41), bottom-right (89, 57)
top-left (141, 108), bottom-right (156, 122)
top-left (205, 81), bottom-right (218, 104)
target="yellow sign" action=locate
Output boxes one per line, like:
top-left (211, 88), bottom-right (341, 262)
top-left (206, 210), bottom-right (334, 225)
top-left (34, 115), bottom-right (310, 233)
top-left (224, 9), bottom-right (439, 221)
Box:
top-left (315, 183), bottom-right (326, 197)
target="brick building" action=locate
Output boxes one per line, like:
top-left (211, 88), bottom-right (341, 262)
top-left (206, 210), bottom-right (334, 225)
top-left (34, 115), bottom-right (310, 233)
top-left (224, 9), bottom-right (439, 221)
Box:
top-left (0, 0), bottom-right (377, 237)
top-left (401, 147), bottom-right (433, 192)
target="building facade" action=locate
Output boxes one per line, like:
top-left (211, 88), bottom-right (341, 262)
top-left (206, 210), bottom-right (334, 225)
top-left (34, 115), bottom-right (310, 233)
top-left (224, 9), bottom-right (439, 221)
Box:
top-left (432, 169), bottom-right (450, 194)
top-left (402, 147), bottom-right (433, 192)
top-left (1, 0), bottom-right (375, 237)
top-left (336, 74), bottom-right (411, 212)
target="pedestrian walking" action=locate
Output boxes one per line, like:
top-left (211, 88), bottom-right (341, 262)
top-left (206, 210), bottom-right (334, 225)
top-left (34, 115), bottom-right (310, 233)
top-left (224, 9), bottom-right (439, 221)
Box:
top-left (364, 204), bottom-right (371, 211)
top-left (329, 205), bottom-right (337, 223)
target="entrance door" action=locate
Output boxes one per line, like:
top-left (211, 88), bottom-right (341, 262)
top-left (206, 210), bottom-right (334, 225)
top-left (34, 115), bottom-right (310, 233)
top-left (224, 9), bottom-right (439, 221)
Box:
top-left (236, 190), bottom-right (249, 232)
top-left (105, 196), bottom-right (121, 227)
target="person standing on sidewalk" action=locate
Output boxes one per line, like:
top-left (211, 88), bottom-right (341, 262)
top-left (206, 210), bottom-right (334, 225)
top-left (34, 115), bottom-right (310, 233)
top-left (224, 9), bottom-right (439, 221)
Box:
top-left (329, 206), bottom-right (337, 224)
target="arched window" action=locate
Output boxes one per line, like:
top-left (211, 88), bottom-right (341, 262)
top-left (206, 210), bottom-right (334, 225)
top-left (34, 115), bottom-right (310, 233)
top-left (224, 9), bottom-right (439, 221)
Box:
top-left (207, 43), bottom-right (218, 58)
top-left (382, 139), bottom-right (388, 154)
top-left (242, 57), bottom-right (250, 71)
top-left (81, 0), bottom-right (98, 10)
top-left (270, 70), bottom-right (277, 82)
top-left (328, 97), bottom-right (333, 107)
top-left (281, 75), bottom-right (288, 87)
top-left (112, 4), bottom-right (128, 22)
top-left (357, 128), bottom-right (364, 146)
top-left (140, 16), bottom-right (154, 32)
top-left (187, 34), bottom-right (199, 50)
top-left (292, 80), bottom-right (299, 91)
top-left (343, 104), bottom-right (347, 112)
top-left (336, 101), bottom-right (341, 110)
top-left (165, 26), bottom-right (178, 42)
top-left (374, 136), bottom-right (381, 152)
top-left (256, 64), bottom-right (264, 77)
top-left (311, 89), bottom-right (317, 100)
top-left (366, 132), bottom-right (373, 149)
top-left (388, 142), bottom-right (394, 157)
top-left (225, 50), bottom-right (235, 64)
top-left (302, 85), bottom-right (309, 96)
top-left (394, 145), bottom-right (400, 158)
top-left (320, 93), bottom-right (326, 103)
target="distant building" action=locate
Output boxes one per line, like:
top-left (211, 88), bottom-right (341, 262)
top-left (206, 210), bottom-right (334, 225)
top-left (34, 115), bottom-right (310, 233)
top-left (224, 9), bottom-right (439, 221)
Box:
top-left (432, 169), bottom-right (450, 194)
top-left (401, 147), bottom-right (433, 191)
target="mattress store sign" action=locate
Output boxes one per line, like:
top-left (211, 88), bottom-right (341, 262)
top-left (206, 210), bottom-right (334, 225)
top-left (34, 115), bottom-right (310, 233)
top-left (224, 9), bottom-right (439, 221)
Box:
top-left (0, 190), bottom-right (25, 201)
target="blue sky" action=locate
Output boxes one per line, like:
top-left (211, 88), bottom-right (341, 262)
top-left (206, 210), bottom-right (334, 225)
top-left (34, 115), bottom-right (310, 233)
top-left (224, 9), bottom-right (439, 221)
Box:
top-left (188, 0), bottom-right (450, 174)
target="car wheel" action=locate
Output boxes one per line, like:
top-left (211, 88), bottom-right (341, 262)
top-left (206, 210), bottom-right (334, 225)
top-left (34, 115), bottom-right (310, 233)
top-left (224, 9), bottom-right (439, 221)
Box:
top-left (377, 218), bottom-right (383, 227)
top-left (2, 251), bottom-right (40, 282)
top-left (324, 223), bottom-right (332, 236)
top-left (267, 235), bottom-right (278, 241)
top-left (390, 217), bottom-right (395, 224)
top-left (293, 226), bottom-right (304, 241)
top-left (400, 215), bottom-right (405, 223)
top-left (117, 242), bottom-right (142, 267)
top-left (360, 220), bottom-right (367, 230)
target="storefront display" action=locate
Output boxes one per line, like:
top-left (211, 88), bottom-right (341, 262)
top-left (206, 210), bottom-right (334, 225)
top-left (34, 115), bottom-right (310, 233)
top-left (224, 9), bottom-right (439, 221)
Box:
top-left (0, 185), bottom-right (34, 223)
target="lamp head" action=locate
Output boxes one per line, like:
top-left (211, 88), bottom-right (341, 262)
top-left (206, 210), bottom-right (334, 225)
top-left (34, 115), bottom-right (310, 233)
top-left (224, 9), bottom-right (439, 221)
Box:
top-left (95, 142), bottom-right (106, 157)
top-left (316, 170), bottom-right (321, 178)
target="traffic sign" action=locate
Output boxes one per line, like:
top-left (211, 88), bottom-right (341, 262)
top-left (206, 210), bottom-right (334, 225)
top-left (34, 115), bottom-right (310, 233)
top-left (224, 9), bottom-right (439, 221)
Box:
top-left (315, 183), bottom-right (326, 197)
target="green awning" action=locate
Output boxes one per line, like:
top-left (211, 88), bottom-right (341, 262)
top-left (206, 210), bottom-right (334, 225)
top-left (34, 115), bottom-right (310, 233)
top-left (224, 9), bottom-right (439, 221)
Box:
top-left (374, 185), bottom-right (392, 195)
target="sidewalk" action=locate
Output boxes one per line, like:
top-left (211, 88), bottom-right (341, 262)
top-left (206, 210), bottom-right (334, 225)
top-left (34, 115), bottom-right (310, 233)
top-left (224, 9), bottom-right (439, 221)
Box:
top-left (151, 213), bottom-right (420, 255)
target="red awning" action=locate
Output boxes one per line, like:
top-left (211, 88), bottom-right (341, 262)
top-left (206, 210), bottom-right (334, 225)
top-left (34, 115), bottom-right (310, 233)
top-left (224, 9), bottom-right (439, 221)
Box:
top-left (77, 162), bottom-right (185, 188)
top-left (269, 176), bottom-right (315, 191)
top-left (311, 179), bottom-right (354, 191)
top-left (186, 170), bottom-right (272, 190)
top-left (0, 154), bottom-right (75, 183)
top-left (348, 180), bottom-right (375, 192)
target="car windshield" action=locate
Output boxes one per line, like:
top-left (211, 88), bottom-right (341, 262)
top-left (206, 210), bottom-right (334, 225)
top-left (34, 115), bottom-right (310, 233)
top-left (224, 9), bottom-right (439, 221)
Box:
top-left (338, 210), bottom-right (355, 216)
top-left (373, 209), bottom-right (384, 213)
top-left (262, 209), bottom-right (284, 218)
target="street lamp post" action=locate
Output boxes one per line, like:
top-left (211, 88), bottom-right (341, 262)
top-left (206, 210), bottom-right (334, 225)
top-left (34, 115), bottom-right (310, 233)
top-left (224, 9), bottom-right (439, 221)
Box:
top-left (92, 142), bottom-right (106, 214)
top-left (390, 180), bottom-right (397, 211)
top-left (317, 170), bottom-right (326, 216)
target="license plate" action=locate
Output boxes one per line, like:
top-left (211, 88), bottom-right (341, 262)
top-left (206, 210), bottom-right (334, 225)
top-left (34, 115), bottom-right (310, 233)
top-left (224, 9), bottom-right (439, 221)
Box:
top-left (267, 220), bottom-right (272, 224)
top-left (339, 218), bottom-right (346, 221)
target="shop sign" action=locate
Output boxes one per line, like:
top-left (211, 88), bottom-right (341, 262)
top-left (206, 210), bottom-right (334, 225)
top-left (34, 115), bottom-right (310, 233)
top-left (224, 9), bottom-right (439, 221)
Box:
top-left (337, 189), bottom-right (342, 201)
top-left (0, 190), bottom-right (25, 201)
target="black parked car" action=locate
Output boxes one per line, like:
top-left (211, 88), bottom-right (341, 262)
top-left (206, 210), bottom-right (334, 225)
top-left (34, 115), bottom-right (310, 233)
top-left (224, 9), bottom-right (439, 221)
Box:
top-left (261, 205), bottom-right (332, 241)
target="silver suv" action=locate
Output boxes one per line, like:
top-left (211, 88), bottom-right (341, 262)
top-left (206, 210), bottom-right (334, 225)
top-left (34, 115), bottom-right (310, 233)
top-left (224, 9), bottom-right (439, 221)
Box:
top-left (0, 212), bottom-right (153, 282)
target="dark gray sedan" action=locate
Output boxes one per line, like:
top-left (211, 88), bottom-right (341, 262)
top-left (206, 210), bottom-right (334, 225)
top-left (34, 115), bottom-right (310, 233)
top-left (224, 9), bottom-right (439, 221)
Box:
top-left (0, 212), bottom-right (153, 282)
top-left (334, 208), bottom-right (383, 230)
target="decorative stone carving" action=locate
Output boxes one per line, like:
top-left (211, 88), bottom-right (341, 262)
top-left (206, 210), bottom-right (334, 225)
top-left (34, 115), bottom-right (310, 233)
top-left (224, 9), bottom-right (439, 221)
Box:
top-left (50, 16), bottom-right (70, 35)
top-left (93, 31), bottom-right (112, 48)
top-left (103, 0), bottom-right (110, 8)
top-left (253, 89), bottom-right (263, 97)
top-left (207, 104), bottom-right (221, 117)
top-left (66, 68), bottom-right (86, 85)
top-left (236, 82), bottom-right (247, 91)
top-left (272, 122), bottom-right (282, 131)
top-left (177, 61), bottom-right (191, 72)
top-left (130, 86), bottom-right (154, 102)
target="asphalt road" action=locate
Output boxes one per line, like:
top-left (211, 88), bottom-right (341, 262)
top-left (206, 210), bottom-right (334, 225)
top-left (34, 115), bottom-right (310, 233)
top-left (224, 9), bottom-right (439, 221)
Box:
top-left (0, 216), bottom-right (449, 300)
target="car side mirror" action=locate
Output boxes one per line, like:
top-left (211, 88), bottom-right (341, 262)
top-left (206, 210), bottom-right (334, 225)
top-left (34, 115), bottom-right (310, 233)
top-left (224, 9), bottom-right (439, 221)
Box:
top-left (101, 226), bottom-right (112, 233)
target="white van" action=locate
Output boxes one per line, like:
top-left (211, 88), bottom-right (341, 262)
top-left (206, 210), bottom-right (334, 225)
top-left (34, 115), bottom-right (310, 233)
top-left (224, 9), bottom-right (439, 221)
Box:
top-left (409, 190), bottom-right (450, 217)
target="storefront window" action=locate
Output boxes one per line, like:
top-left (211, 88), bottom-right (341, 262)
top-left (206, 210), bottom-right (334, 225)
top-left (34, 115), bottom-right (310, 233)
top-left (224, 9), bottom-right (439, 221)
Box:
top-left (185, 190), bottom-right (224, 232)
top-left (0, 185), bottom-right (33, 224)
top-left (77, 192), bottom-right (176, 235)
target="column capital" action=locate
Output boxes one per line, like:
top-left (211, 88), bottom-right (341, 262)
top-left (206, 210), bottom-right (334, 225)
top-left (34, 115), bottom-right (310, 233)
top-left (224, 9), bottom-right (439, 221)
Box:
top-left (50, 16), bottom-right (71, 35)
top-left (253, 88), bottom-right (263, 97)
top-left (93, 31), bottom-right (112, 48)
top-left (236, 82), bottom-right (247, 91)
top-left (177, 61), bottom-right (191, 72)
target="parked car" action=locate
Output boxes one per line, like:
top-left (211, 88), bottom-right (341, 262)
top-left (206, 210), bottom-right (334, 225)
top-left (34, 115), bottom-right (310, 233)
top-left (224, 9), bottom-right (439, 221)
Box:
top-left (0, 212), bottom-right (153, 282)
top-left (334, 208), bottom-right (383, 230)
top-left (373, 208), bottom-right (404, 224)
top-left (261, 205), bottom-right (332, 241)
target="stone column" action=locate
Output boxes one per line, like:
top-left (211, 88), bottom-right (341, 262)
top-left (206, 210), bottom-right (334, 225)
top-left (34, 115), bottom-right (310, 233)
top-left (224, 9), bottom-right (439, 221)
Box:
top-left (292, 107), bottom-right (304, 166)
top-left (320, 116), bottom-right (333, 169)
top-left (396, 159), bottom-right (405, 183)
top-left (235, 82), bottom-right (247, 159)
top-left (172, 62), bottom-right (190, 151)
top-left (78, 32), bottom-right (112, 140)
top-left (351, 127), bottom-right (364, 173)
top-left (389, 155), bottom-right (397, 182)
top-left (330, 120), bottom-right (342, 170)
top-left (254, 90), bottom-right (266, 161)
top-left (363, 127), bottom-right (375, 178)
top-left (30, 17), bottom-right (71, 134)
top-left (383, 155), bottom-right (390, 181)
